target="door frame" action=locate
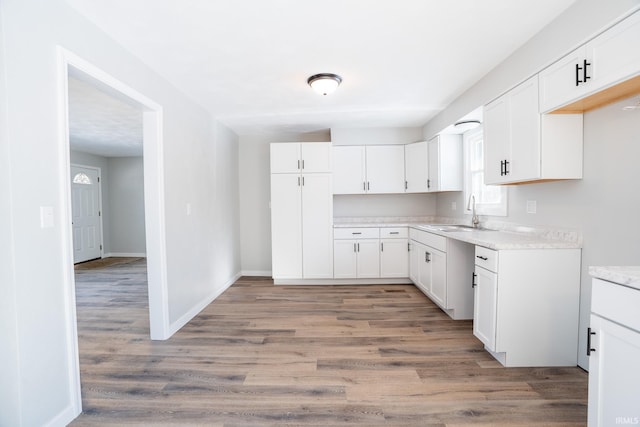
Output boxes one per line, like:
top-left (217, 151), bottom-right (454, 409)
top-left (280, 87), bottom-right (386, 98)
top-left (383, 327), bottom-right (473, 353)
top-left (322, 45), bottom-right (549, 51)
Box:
top-left (56, 47), bottom-right (171, 416)
top-left (70, 164), bottom-right (104, 263)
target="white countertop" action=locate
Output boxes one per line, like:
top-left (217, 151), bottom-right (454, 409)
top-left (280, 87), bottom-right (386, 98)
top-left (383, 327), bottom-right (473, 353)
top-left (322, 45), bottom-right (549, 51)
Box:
top-left (333, 217), bottom-right (582, 250)
top-left (589, 266), bottom-right (640, 290)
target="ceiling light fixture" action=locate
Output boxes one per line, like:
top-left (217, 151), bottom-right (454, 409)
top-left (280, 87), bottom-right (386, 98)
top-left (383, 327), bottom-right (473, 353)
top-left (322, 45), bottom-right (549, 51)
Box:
top-left (307, 73), bottom-right (342, 96)
top-left (454, 120), bottom-right (481, 133)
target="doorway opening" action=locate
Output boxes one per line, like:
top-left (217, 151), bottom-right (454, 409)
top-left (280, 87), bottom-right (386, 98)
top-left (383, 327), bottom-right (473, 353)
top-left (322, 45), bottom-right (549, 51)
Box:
top-left (58, 48), bottom-right (170, 416)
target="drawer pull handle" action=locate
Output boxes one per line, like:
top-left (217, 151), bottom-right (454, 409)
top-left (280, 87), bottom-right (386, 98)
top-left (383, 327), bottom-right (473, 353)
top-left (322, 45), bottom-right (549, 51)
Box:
top-left (587, 327), bottom-right (596, 356)
top-left (476, 255), bottom-right (488, 261)
top-left (352, 232), bottom-right (362, 235)
top-left (390, 232), bottom-right (399, 235)
top-left (472, 272), bottom-right (477, 288)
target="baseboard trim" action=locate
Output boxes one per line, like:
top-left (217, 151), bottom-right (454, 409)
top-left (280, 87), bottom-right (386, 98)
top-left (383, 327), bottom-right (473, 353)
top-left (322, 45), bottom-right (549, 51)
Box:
top-left (103, 252), bottom-right (146, 258)
top-left (274, 278), bottom-right (414, 285)
top-left (241, 270), bottom-right (272, 277)
top-left (44, 403), bottom-right (79, 427)
top-left (167, 271), bottom-right (242, 337)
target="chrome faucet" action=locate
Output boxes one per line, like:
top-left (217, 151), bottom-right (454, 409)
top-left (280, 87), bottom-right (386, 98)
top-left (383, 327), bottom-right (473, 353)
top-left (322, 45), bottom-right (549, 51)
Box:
top-left (467, 195), bottom-right (480, 228)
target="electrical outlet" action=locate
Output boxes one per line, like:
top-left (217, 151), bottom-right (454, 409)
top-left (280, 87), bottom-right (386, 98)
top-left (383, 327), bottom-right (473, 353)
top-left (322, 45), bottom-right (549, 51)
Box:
top-left (451, 202), bottom-right (457, 211)
top-left (526, 200), bottom-right (537, 214)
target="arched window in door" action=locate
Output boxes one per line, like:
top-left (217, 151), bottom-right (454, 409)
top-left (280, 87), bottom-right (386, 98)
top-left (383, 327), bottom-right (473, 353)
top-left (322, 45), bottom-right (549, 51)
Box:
top-left (72, 172), bottom-right (92, 185)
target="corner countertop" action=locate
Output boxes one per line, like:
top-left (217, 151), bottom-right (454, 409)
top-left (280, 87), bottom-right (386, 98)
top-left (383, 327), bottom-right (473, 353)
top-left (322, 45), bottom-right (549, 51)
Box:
top-left (589, 266), bottom-right (640, 290)
top-left (333, 217), bottom-right (582, 250)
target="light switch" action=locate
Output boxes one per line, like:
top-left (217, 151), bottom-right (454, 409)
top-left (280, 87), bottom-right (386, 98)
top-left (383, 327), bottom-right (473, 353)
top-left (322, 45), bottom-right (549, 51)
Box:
top-left (186, 202), bottom-right (192, 216)
top-left (40, 206), bottom-right (54, 228)
top-left (451, 202), bottom-right (457, 211)
top-left (526, 200), bottom-right (537, 214)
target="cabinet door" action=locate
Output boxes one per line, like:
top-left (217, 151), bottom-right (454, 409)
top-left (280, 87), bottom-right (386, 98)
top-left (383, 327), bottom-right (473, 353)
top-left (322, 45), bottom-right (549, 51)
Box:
top-left (380, 239), bottom-right (409, 278)
top-left (270, 174), bottom-right (302, 278)
top-left (538, 46), bottom-right (588, 113)
top-left (588, 314), bottom-right (640, 427)
top-left (334, 239), bottom-right (357, 279)
top-left (587, 11), bottom-right (640, 101)
top-left (429, 248), bottom-right (447, 308)
top-left (418, 246), bottom-right (432, 296)
top-left (404, 141), bottom-right (428, 193)
top-left (356, 239), bottom-right (380, 279)
top-left (427, 138), bottom-right (440, 192)
top-left (301, 174), bottom-right (333, 278)
top-left (301, 143), bottom-right (332, 173)
top-left (509, 76), bottom-right (541, 182)
top-left (333, 146), bottom-right (366, 194)
top-left (473, 266), bottom-right (497, 351)
top-left (409, 241), bottom-right (421, 284)
top-left (365, 145), bottom-right (405, 194)
top-left (270, 143), bottom-right (301, 174)
top-left (483, 95), bottom-right (511, 185)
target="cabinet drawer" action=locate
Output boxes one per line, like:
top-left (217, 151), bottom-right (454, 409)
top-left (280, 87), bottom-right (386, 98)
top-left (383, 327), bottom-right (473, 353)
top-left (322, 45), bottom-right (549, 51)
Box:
top-left (475, 246), bottom-right (498, 272)
top-left (409, 228), bottom-right (446, 252)
top-left (380, 227), bottom-right (408, 239)
top-left (334, 227), bottom-right (379, 239)
top-left (592, 278), bottom-right (640, 332)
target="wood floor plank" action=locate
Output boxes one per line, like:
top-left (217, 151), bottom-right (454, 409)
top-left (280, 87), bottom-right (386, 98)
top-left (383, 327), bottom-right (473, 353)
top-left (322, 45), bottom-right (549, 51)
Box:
top-left (70, 261), bottom-right (587, 426)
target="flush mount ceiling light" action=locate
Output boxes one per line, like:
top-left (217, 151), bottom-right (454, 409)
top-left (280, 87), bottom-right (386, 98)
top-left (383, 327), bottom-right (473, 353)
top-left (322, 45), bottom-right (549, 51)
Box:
top-left (454, 120), bottom-right (481, 133)
top-left (307, 73), bottom-right (342, 96)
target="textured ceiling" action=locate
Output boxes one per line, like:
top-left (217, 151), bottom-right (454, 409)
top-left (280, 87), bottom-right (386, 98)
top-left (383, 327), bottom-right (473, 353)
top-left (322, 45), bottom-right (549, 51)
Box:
top-left (64, 0), bottom-right (578, 136)
top-left (68, 76), bottom-right (143, 157)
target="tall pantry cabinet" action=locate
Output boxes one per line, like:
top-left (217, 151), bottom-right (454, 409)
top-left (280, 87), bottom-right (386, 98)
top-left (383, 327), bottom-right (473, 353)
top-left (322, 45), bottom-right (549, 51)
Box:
top-left (270, 142), bottom-right (333, 281)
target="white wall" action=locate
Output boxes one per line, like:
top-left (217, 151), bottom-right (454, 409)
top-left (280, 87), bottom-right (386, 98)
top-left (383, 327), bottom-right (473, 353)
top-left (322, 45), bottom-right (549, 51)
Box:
top-left (107, 156), bottom-right (146, 256)
top-left (425, 0), bottom-right (640, 370)
top-left (0, 0), bottom-right (240, 425)
top-left (0, 7), bottom-right (21, 425)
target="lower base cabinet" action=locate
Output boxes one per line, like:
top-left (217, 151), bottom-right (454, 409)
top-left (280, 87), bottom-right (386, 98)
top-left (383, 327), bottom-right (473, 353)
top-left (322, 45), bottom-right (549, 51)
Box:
top-left (409, 228), bottom-right (474, 320)
top-left (588, 277), bottom-right (640, 426)
top-left (333, 227), bottom-right (408, 280)
top-left (473, 246), bottom-right (581, 367)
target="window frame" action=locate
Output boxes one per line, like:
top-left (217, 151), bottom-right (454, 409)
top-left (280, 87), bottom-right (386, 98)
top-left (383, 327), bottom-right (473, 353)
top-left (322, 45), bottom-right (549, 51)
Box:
top-left (463, 126), bottom-right (508, 217)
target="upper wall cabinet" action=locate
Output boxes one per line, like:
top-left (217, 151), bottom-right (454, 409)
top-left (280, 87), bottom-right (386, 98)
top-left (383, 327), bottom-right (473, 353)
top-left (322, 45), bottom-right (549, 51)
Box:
top-left (539, 10), bottom-right (640, 113)
top-left (404, 141), bottom-right (429, 193)
top-left (270, 142), bottom-right (332, 174)
top-left (426, 134), bottom-right (462, 192)
top-left (484, 75), bottom-right (583, 185)
top-left (333, 145), bottom-right (405, 194)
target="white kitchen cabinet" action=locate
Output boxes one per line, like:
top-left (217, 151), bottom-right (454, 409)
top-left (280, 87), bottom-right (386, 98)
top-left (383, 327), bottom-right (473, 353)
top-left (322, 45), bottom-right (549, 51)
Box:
top-left (473, 262), bottom-right (498, 351)
top-left (588, 277), bottom-right (640, 427)
top-left (332, 145), bottom-right (405, 194)
top-left (409, 228), bottom-right (474, 320)
top-left (270, 174), bottom-right (302, 278)
top-left (427, 134), bottom-right (462, 192)
top-left (472, 246), bottom-right (581, 367)
top-left (484, 75), bottom-right (583, 185)
top-left (404, 141), bottom-right (428, 193)
top-left (365, 145), bottom-right (406, 194)
top-left (539, 10), bottom-right (640, 113)
top-left (301, 174), bottom-right (334, 278)
top-left (270, 142), bottom-right (333, 281)
top-left (380, 228), bottom-right (409, 278)
top-left (332, 146), bottom-right (366, 194)
top-left (356, 239), bottom-right (381, 279)
top-left (333, 227), bottom-right (379, 279)
top-left (271, 142), bottom-right (332, 174)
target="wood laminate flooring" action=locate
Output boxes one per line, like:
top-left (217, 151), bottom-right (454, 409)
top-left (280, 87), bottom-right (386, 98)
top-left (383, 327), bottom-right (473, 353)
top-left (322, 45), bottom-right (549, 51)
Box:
top-left (71, 258), bottom-right (588, 426)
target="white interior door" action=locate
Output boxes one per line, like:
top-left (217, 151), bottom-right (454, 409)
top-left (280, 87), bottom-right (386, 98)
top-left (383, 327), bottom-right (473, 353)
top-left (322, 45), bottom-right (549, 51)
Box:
top-left (71, 165), bottom-right (103, 263)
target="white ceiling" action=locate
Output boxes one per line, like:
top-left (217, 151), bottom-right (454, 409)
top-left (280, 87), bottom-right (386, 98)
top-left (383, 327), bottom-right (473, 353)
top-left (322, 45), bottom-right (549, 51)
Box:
top-left (68, 75), bottom-right (143, 157)
top-left (64, 0), bottom-right (578, 137)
